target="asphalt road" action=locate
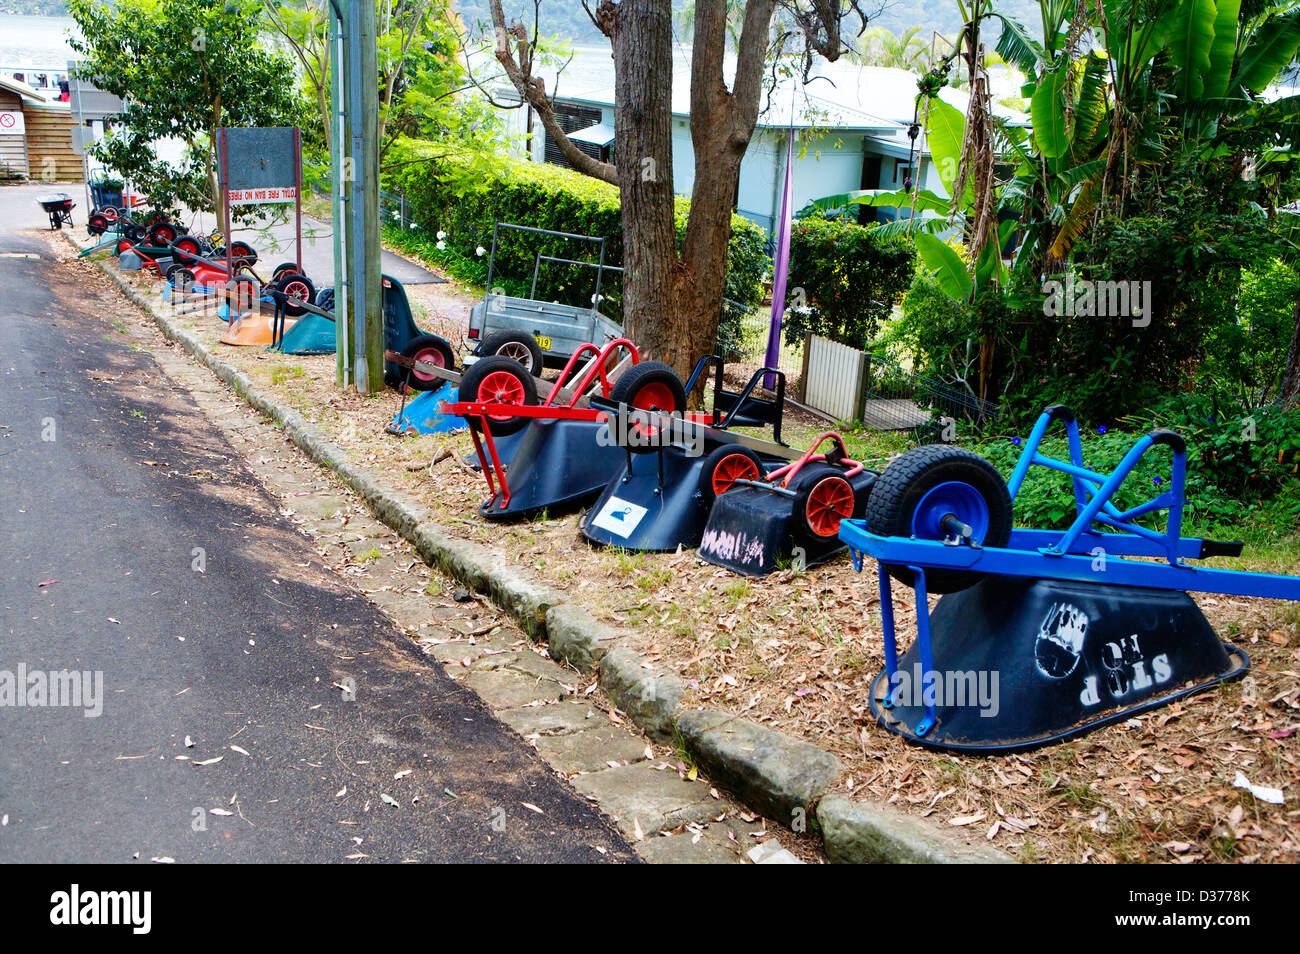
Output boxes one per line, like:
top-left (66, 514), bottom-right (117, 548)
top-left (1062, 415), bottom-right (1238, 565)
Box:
top-left (0, 185), bottom-right (632, 863)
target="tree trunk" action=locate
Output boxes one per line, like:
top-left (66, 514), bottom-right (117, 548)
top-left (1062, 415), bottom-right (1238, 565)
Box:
top-left (629, 0), bottom-right (774, 383)
top-left (1280, 282), bottom-right (1300, 410)
top-left (606, 0), bottom-right (680, 368)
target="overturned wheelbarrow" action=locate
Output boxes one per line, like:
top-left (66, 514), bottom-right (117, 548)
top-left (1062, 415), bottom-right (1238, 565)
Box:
top-left (580, 357), bottom-right (798, 552)
top-left (698, 432), bottom-right (878, 576)
top-left (442, 341), bottom-right (685, 521)
top-left (835, 404), bottom-right (1300, 753)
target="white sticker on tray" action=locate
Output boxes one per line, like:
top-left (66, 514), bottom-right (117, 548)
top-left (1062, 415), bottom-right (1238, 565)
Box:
top-left (590, 497), bottom-right (648, 538)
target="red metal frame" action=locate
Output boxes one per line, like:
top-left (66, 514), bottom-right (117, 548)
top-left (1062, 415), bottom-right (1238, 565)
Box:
top-left (765, 432), bottom-right (864, 489)
top-left (543, 338), bottom-right (638, 407)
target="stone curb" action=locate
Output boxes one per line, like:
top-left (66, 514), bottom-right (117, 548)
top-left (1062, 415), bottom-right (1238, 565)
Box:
top-left (676, 710), bottom-right (840, 825)
top-left (82, 245), bottom-right (1013, 865)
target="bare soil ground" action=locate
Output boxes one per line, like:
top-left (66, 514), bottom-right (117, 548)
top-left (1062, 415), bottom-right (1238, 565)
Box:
top-left (89, 234), bottom-right (1299, 864)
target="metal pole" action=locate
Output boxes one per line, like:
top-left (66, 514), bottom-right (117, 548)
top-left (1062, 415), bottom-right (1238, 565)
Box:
top-left (332, 6), bottom-right (349, 388)
top-left (294, 126), bottom-right (303, 271)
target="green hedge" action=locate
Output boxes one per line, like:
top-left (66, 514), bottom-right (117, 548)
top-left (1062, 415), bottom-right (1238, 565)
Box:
top-left (783, 216), bottom-right (916, 351)
top-left (386, 143), bottom-right (768, 325)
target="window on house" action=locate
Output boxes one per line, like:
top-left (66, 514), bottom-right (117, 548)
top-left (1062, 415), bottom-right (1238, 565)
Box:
top-left (544, 104), bottom-right (604, 169)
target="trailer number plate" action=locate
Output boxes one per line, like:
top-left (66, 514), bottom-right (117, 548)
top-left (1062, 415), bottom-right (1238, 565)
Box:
top-left (534, 335), bottom-right (552, 351)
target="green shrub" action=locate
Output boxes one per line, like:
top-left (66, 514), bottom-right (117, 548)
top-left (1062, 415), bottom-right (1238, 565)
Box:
top-left (783, 216), bottom-right (915, 350)
top-left (971, 389), bottom-right (1300, 536)
top-left (386, 143), bottom-right (768, 325)
top-left (1206, 258), bottom-right (1300, 392)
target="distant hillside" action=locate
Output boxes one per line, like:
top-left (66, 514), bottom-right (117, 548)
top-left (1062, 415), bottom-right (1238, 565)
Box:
top-left (452, 0), bottom-right (1046, 47)
top-left (0, 1), bottom-right (67, 14)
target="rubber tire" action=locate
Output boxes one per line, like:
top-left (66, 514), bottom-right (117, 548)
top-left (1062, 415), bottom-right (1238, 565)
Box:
top-left (271, 261), bottom-right (299, 283)
top-left (275, 272), bottom-right (316, 317)
top-left (171, 234), bottom-right (203, 259)
top-left (228, 241), bottom-right (256, 263)
top-left (477, 330), bottom-right (544, 375)
top-left (222, 277), bottom-right (259, 312)
top-left (608, 360), bottom-right (687, 455)
top-left (863, 444), bottom-right (1013, 593)
top-left (148, 221), bottom-right (177, 245)
top-left (88, 213), bottom-right (109, 235)
top-left (400, 333), bottom-right (456, 391)
top-left (315, 287), bottom-right (335, 313)
top-left (124, 223), bottom-right (147, 242)
top-left (698, 445), bottom-right (765, 505)
top-left (171, 267), bottom-right (196, 291)
top-left (791, 463), bottom-right (858, 544)
top-left (456, 356), bottom-right (538, 436)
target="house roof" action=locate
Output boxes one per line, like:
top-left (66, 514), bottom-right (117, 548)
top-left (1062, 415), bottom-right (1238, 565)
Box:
top-left (0, 74), bottom-right (45, 104)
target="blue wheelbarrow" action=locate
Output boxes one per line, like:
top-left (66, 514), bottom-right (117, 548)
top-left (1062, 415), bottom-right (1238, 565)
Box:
top-left (839, 404), bottom-right (1300, 753)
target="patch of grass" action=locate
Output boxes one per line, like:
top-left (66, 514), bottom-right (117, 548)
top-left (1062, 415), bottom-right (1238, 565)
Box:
top-left (359, 547), bottom-right (382, 562)
top-left (721, 579), bottom-right (752, 608)
top-left (270, 364), bottom-right (306, 386)
top-left (636, 566), bottom-right (673, 592)
top-left (612, 549), bottom-right (647, 577)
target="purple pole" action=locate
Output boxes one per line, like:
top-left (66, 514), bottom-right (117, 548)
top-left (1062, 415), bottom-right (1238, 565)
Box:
top-left (763, 127), bottom-right (795, 390)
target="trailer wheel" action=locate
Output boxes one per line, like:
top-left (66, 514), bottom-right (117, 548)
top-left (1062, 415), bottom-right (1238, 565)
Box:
top-left (88, 213), bottom-right (110, 235)
top-left (229, 241), bottom-right (257, 263)
top-left (609, 361), bottom-right (687, 454)
top-left (400, 334), bottom-right (456, 391)
top-left (699, 445), bottom-right (764, 504)
top-left (457, 356), bottom-right (538, 435)
top-left (792, 463), bottom-right (858, 542)
top-left (863, 444), bottom-right (1012, 593)
top-left (276, 273), bottom-right (316, 317)
top-left (478, 330), bottom-right (544, 375)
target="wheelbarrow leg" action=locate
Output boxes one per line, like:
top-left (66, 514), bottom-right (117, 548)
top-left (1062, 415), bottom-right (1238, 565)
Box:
top-left (878, 563), bottom-right (900, 708)
top-left (908, 564), bottom-right (938, 737)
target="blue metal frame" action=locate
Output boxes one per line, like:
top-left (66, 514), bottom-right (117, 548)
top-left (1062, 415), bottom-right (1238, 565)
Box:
top-left (842, 405), bottom-right (1300, 737)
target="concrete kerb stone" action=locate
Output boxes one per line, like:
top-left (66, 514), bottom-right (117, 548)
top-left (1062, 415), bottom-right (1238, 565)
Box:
top-left (676, 709), bottom-right (840, 826)
top-left (598, 647), bottom-right (685, 745)
top-left (545, 603), bottom-right (626, 673)
top-left (817, 794), bottom-right (1017, 864)
top-left (84, 245), bottom-right (1015, 865)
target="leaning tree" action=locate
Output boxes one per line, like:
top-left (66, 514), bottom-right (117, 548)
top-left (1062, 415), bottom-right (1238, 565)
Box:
top-left (488, 0), bottom-right (872, 383)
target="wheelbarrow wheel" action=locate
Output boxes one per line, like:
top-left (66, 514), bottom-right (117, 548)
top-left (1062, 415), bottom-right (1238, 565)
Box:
top-left (609, 361), bottom-right (687, 454)
top-left (172, 234), bottom-right (203, 259)
top-left (477, 330), bottom-right (544, 375)
top-left (124, 223), bottom-right (147, 242)
top-left (863, 444), bottom-right (1013, 594)
top-left (271, 261), bottom-right (300, 284)
top-left (400, 334), bottom-right (456, 392)
top-left (148, 221), bottom-right (178, 245)
top-left (699, 445), bottom-right (764, 504)
top-left (457, 356), bottom-right (538, 436)
top-left (88, 213), bottom-right (110, 235)
top-left (275, 273), bottom-right (316, 317)
top-left (792, 463), bottom-right (859, 543)
top-left (229, 241), bottom-right (257, 263)
top-left (222, 277), bottom-right (259, 313)
top-left (170, 267), bottom-right (196, 291)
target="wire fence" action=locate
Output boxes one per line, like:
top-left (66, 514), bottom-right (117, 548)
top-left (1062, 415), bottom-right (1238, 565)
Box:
top-left (863, 354), bottom-right (1000, 432)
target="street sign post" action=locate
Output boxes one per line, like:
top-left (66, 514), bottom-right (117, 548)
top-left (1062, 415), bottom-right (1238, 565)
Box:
top-left (217, 126), bottom-right (304, 280)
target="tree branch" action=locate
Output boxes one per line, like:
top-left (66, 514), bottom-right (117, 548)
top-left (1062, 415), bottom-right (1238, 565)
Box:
top-left (486, 0), bottom-right (617, 184)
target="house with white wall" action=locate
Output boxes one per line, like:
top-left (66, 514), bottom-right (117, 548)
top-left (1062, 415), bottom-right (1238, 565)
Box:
top-left (491, 51), bottom-right (1022, 235)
